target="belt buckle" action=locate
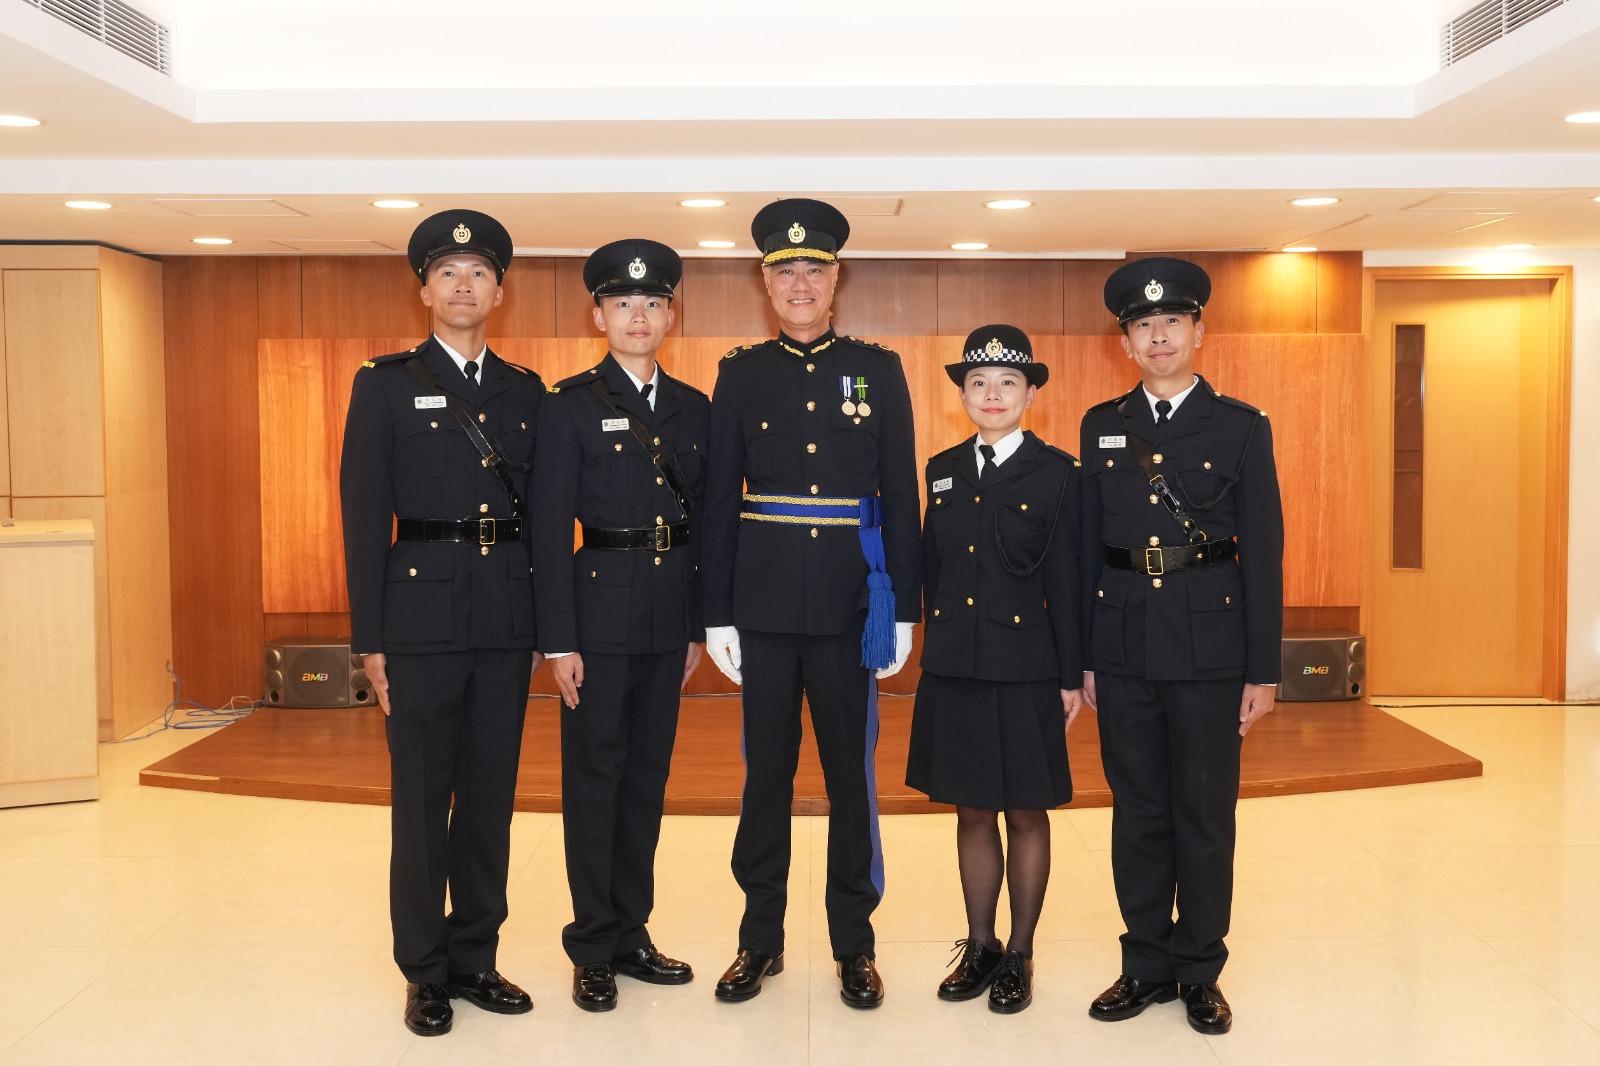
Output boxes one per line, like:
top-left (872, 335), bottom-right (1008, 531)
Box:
top-left (1144, 546), bottom-right (1165, 576)
top-left (479, 519), bottom-right (496, 546)
top-left (653, 524), bottom-right (671, 552)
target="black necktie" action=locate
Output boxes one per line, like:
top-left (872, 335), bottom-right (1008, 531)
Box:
top-left (640, 382), bottom-right (654, 407)
top-left (978, 443), bottom-right (996, 483)
top-left (1155, 398), bottom-right (1172, 425)
top-left (463, 360), bottom-right (480, 390)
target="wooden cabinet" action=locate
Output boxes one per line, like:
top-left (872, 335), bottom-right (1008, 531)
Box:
top-left (0, 247), bottom-right (172, 740)
top-left (0, 519), bottom-right (99, 807)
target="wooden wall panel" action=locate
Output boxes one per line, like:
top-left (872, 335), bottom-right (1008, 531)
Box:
top-left (1187, 252), bottom-right (1319, 334)
top-left (3, 270), bottom-right (105, 497)
top-left (257, 257), bottom-right (303, 337)
top-left (0, 272), bottom-right (7, 497)
top-left (494, 257), bottom-right (559, 338)
top-left (164, 258), bottom-right (266, 707)
top-left (679, 259), bottom-right (775, 337)
top-left (936, 260), bottom-right (1065, 336)
top-left (0, 498), bottom-right (9, 517)
top-left (1317, 252), bottom-right (1363, 334)
top-left (299, 256), bottom-right (429, 339)
top-left (1063, 260), bottom-right (1122, 336)
top-left (832, 260), bottom-right (940, 336)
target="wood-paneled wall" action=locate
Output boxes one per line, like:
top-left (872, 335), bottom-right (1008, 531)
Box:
top-left (166, 252), bottom-right (1365, 706)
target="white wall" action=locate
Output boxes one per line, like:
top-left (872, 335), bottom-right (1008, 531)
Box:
top-left (1365, 249), bottom-right (1600, 701)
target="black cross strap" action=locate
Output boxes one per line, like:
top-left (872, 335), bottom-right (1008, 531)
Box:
top-left (1124, 432), bottom-right (1209, 546)
top-left (403, 356), bottom-right (527, 516)
top-left (587, 375), bottom-right (690, 523)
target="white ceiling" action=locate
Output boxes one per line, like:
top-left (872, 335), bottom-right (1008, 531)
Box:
top-left (0, 0), bottom-right (1598, 256)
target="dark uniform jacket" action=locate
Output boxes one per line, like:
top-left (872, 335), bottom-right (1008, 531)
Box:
top-left (530, 354), bottom-right (710, 655)
top-left (920, 432), bottom-right (1082, 684)
top-left (700, 329), bottom-right (921, 635)
top-left (1079, 375), bottom-right (1284, 684)
top-left (340, 336), bottom-right (544, 655)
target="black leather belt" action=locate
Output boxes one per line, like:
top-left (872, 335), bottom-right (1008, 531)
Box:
top-left (582, 522), bottom-right (690, 552)
top-left (1104, 538), bottom-right (1237, 576)
top-left (397, 517), bottom-right (521, 546)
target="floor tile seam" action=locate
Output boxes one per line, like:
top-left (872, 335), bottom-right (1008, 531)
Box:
top-left (0, 939), bottom-right (142, 1056)
top-left (1476, 935), bottom-right (1600, 1038)
top-left (123, 849), bottom-right (259, 947)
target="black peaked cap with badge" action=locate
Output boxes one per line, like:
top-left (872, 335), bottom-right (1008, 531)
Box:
top-left (584, 238), bottom-right (682, 300)
top-left (1103, 256), bottom-right (1212, 324)
top-left (407, 209), bottom-right (515, 283)
top-left (946, 324), bottom-right (1048, 388)
top-left (750, 198), bottom-right (851, 265)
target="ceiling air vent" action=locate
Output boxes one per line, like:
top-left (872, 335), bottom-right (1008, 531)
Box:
top-left (18, 0), bottom-right (172, 75)
top-left (1441, 0), bottom-right (1571, 65)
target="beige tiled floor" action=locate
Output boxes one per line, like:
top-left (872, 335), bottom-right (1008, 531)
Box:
top-left (1, 704), bottom-right (1598, 1065)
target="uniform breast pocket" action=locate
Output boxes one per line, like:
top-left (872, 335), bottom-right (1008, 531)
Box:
top-left (1175, 455), bottom-right (1228, 510)
top-left (499, 414), bottom-right (534, 465)
top-left (994, 503), bottom-right (1048, 568)
top-left (395, 418), bottom-right (456, 478)
top-left (575, 556), bottom-right (633, 649)
top-left (835, 415), bottom-right (881, 477)
top-left (383, 551), bottom-right (456, 644)
top-left (745, 412), bottom-right (794, 480)
top-left (1091, 456), bottom-right (1146, 515)
top-left (1187, 582), bottom-right (1246, 671)
top-left (672, 445), bottom-right (705, 495)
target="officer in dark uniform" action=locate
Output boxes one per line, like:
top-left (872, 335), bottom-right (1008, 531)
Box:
top-left (700, 198), bottom-right (921, 1009)
top-left (530, 238), bottom-right (708, 1012)
top-left (1080, 257), bottom-right (1283, 1036)
top-left (339, 209), bottom-right (544, 1037)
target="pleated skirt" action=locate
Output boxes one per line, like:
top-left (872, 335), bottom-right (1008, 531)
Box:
top-left (905, 672), bottom-right (1072, 810)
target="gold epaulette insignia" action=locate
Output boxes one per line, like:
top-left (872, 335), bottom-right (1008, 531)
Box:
top-left (361, 360), bottom-right (376, 368)
top-left (548, 386), bottom-right (561, 394)
top-left (723, 343), bottom-right (758, 360)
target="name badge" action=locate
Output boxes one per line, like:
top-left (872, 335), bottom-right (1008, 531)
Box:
top-left (931, 476), bottom-right (953, 493)
top-left (1099, 435), bottom-right (1126, 449)
top-left (414, 395), bottom-right (446, 409)
top-left (602, 418), bottom-right (630, 432)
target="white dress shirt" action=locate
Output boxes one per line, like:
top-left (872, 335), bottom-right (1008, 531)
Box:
top-left (1143, 375), bottom-right (1199, 420)
top-left (974, 426), bottom-right (1026, 475)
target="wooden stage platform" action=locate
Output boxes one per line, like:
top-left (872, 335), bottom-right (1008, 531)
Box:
top-left (139, 694), bottom-right (1481, 814)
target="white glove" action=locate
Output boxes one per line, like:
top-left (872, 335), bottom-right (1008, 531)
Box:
top-left (875, 622), bottom-right (916, 679)
top-left (705, 626), bottom-right (743, 685)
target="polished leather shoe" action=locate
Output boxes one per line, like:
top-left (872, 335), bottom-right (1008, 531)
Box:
top-left (613, 944), bottom-right (694, 985)
top-left (445, 969), bottom-right (532, 1015)
top-left (1181, 981), bottom-right (1232, 1034)
top-left (987, 951), bottom-right (1033, 1014)
top-left (937, 938), bottom-right (1005, 1001)
top-left (838, 953), bottom-right (884, 1009)
top-left (714, 949), bottom-right (783, 1002)
top-left (404, 982), bottom-right (453, 1036)
top-left (572, 963), bottom-right (619, 1012)
top-left (1088, 974), bottom-right (1179, 1021)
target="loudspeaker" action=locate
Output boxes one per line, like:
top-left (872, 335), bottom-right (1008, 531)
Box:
top-left (264, 637), bottom-right (372, 708)
top-left (1278, 630), bottom-right (1365, 701)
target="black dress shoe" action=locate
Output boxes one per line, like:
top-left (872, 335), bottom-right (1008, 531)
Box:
top-left (1181, 981), bottom-right (1232, 1034)
top-left (445, 969), bottom-right (532, 1015)
top-left (714, 949), bottom-right (783, 1002)
top-left (987, 951), bottom-right (1033, 1014)
top-left (572, 963), bottom-right (619, 1012)
top-left (937, 938), bottom-right (1005, 1001)
top-left (404, 982), bottom-right (453, 1036)
top-left (613, 944), bottom-right (694, 985)
top-left (1088, 974), bottom-right (1179, 1021)
top-left (838, 953), bottom-right (884, 1009)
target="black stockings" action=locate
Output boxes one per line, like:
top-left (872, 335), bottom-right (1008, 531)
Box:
top-left (954, 806), bottom-right (1052, 956)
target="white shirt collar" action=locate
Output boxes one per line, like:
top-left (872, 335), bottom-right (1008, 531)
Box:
top-left (616, 360), bottom-right (661, 411)
top-left (974, 426), bottom-right (1026, 471)
top-left (434, 335), bottom-right (488, 377)
top-left (1143, 375), bottom-right (1200, 419)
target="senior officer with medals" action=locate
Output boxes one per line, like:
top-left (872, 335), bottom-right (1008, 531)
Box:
top-left (700, 198), bottom-right (921, 1009)
top-left (531, 239), bottom-right (708, 1012)
top-left (340, 210), bottom-right (544, 1036)
top-left (1080, 257), bottom-right (1283, 1036)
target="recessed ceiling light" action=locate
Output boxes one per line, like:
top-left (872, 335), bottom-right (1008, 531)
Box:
top-left (680, 198), bottom-right (727, 209)
top-left (1289, 196), bottom-right (1340, 207)
top-left (65, 200), bottom-right (111, 211)
top-left (372, 199), bottom-right (420, 209)
top-left (1563, 111), bottom-right (1600, 124)
top-left (0, 114), bottom-right (41, 127)
top-left (983, 199), bottom-right (1032, 211)
top-left (1495, 243), bottom-right (1534, 250)
top-left (1282, 245), bottom-right (1317, 253)
top-left (951, 242), bottom-right (990, 251)
top-left (697, 239), bottom-right (736, 248)
top-left (192, 237), bottom-right (233, 246)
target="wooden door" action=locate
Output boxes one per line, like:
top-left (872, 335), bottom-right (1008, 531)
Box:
top-left (1367, 277), bottom-right (1558, 696)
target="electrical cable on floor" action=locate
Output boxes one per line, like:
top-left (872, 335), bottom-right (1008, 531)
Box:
top-left (113, 661), bottom-right (259, 742)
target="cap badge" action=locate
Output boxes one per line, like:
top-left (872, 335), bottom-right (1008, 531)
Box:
top-left (1144, 279), bottom-right (1164, 300)
top-left (453, 223), bottom-right (472, 244)
top-left (788, 222), bottom-right (806, 244)
top-left (627, 257), bottom-right (647, 280)
top-left (984, 337), bottom-right (1005, 359)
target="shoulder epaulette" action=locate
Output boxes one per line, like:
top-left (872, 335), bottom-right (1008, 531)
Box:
top-left (501, 360), bottom-right (536, 377)
top-left (555, 365), bottom-right (602, 391)
top-left (845, 336), bottom-right (896, 353)
top-left (1085, 395), bottom-right (1122, 414)
top-left (1215, 392), bottom-right (1266, 418)
top-left (722, 342), bottom-right (761, 360)
top-left (1041, 442), bottom-right (1080, 467)
top-left (929, 440), bottom-right (969, 464)
top-left (362, 350), bottom-right (414, 370)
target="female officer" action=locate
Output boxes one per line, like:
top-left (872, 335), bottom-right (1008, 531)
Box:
top-left (906, 324), bottom-right (1085, 1014)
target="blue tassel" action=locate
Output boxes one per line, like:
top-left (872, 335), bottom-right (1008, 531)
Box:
top-left (861, 571), bottom-right (896, 670)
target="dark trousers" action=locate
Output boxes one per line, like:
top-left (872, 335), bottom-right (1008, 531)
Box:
top-left (733, 626), bottom-right (884, 960)
top-left (384, 648), bottom-right (533, 983)
top-left (1095, 673), bottom-right (1243, 985)
top-left (560, 648), bottom-right (685, 964)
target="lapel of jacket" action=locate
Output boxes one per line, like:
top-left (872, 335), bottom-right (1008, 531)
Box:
top-left (952, 434), bottom-right (981, 489)
top-left (981, 431), bottom-right (1042, 492)
top-left (418, 336), bottom-right (482, 407)
top-left (1155, 376), bottom-right (1215, 446)
top-left (598, 353), bottom-right (656, 427)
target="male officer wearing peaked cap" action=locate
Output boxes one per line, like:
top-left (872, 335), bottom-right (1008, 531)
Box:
top-left (531, 238), bottom-right (708, 1012)
top-left (1079, 257), bottom-right (1283, 1036)
top-left (340, 209), bottom-right (544, 1036)
top-left (700, 198), bottom-right (921, 1009)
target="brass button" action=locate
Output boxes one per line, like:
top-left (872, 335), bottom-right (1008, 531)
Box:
top-left (614, 443), bottom-right (623, 452)
top-left (429, 420), bottom-right (439, 429)
top-left (1149, 494), bottom-right (1159, 504)
top-left (652, 436), bottom-right (660, 446)
top-left (1152, 577), bottom-right (1163, 589)
top-left (590, 570), bottom-right (597, 577)
top-left (1097, 589), bottom-right (1105, 598)
top-left (481, 458), bottom-right (489, 467)
top-left (806, 400), bottom-right (816, 411)
top-left (934, 497), bottom-right (942, 505)
top-left (521, 421), bottom-right (527, 430)
top-left (853, 417), bottom-right (862, 425)
top-left (761, 421), bottom-right (769, 430)
top-left (656, 476), bottom-right (665, 485)
top-left (810, 528), bottom-right (819, 538)
top-left (967, 545), bottom-right (975, 553)
top-left (1020, 503), bottom-right (1029, 511)
top-left (480, 546), bottom-right (490, 556)
top-left (1152, 452), bottom-right (1164, 464)
top-left (933, 608), bottom-right (942, 617)
top-left (805, 363), bottom-right (815, 373)
top-left (966, 596), bottom-right (975, 606)
top-left (1224, 595), bottom-right (1232, 604)
top-left (408, 567), bottom-right (417, 577)
top-left (655, 515), bottom-right (664, 525)
top-left (1106, 459), bottom-right (1114, 467)
top-left (810, 484), bottom-right (820, 494)
top-left (653, 556), bottom-right (662, 567)
top-left (1149, 536), bottom-right (1160, 546)
top-left (1203, 460), bottom-right (1213, 470)
top-left (806, 443), bottom-right (817, 454)
top-left (478, 412), bottom-right (487, 423)
top-left (1013, 615), bottom-right (1022, 624)
top-left (974, 495), bottom-right (981, 503)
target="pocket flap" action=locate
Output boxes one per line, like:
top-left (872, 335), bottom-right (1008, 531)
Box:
top-left (1093, 582), bottom-right (1126, 607)
top-left (386, 550), bottom-right (456, 582)
top-left (1187, 584), bottom-right (1241, 612)
top-left (987, 597), bottom-right (1044, 628)
top-left (927, 598), bottom-right (956, 622)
